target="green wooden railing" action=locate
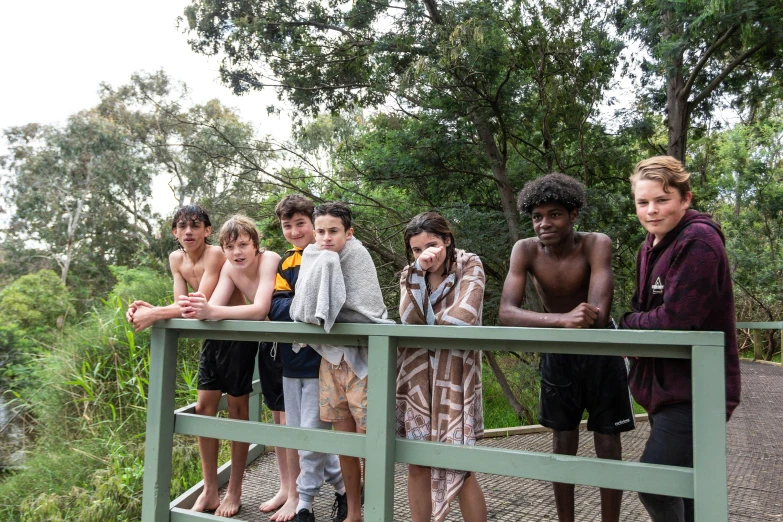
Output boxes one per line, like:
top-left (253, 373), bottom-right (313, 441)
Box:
top-left (141, 320), bottom-right (728, 522)
top-left (736, 322), bottom-right (783, 363)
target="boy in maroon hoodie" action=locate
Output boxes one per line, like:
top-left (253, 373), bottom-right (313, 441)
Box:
top-left (623, 156), bottom-right (741, 522)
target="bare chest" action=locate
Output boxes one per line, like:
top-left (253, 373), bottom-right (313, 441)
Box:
top-left (180, 260), bottom-right (207, 292)
top-left (529, 255), bottom-right (591, 308)
top-left (231, 272), bottom-right (259, 303)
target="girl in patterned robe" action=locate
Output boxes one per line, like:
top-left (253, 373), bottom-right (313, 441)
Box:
top-left (397, 212), bottom-right (487, 522)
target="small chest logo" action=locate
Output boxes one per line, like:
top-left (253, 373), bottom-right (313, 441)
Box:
top-left (651, 277), bottom-right (664, 295)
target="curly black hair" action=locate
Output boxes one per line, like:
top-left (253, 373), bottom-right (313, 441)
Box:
top-left (516, 173), bottom-right (587, 215)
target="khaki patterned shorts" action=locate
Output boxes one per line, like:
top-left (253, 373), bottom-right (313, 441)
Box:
top-left (319, 358), bottom-right (367, 430)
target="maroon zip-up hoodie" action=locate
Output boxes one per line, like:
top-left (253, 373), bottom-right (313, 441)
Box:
top-left (621, 210), bottom-right (741, 418)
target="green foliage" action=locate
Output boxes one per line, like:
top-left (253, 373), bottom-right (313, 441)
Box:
top-left (482, 353), bottom-right (541, 428)
top-left (108, 266), bottom-right (174, 308)
top-left (0, 269), bottom-right (206, 521)
top-left (0, 269), bottom-right (74, 334)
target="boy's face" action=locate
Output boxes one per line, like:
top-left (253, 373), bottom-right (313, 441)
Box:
top-left (314, 214), bottom-right (353, 252)
top-left (634, 179), bottom-right (692, 244)
top-left (222, 232), bottom-right (257, 268)
top-left (281, 212), bottom-right (315, 250)
top-left (172, 218), bottom-right (211, 252)
top-left (531, 202), bottom-right (577, 246)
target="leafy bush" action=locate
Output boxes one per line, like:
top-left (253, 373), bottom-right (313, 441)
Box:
top-left (0, 267), bottom-right (207, 521)
top-left (0, 269), bottom-right (74, 336)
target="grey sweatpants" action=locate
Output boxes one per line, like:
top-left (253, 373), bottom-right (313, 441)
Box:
top-left (283, 376), bottom-right (344, 503)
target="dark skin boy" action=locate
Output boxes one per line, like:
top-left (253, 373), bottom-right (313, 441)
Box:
top-left (498, 201), bottom-right (621, 522)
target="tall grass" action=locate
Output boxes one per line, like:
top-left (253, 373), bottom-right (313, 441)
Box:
top-left (0, 269), bottom-right (213, 521)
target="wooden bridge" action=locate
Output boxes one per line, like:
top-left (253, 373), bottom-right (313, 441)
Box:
top-left (211, 360), bottom-right (782, 521)
top-left (141, 320), bottom-right (777, 522)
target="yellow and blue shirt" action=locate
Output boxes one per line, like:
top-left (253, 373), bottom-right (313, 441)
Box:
top-left (270, 247), bottom-right (322, 378)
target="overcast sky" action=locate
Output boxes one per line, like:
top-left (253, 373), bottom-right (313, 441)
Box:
top-left (0, 0), bottom-right (296, 215)
top-left (0, 0), bottom-right (293, 132)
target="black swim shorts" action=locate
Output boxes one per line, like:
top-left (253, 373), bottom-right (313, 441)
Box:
top-left (258, 341), bottom-right (285, 411)
top-left (538, 353), bottom-right (635, 434)
top-left (198, 339), bottom-right (259, 398)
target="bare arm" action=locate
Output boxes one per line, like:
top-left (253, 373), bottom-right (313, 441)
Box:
top-left (178, 261), bottom-right (235, 318)
top-left (586, 234), bottom-right (613, 328)
top-left (196, 247), bottom-right (225, 300)
top-left (129, 252), bottom-right (187, 331)
top-left (183, 252), bottom-right (281, 321)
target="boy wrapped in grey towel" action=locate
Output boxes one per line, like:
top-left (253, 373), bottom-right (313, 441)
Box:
top-left (290, 202), bottom-right (392, 522)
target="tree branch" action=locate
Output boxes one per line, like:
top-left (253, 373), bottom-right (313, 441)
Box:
top-left (690, 40), bottom-right (771, 108)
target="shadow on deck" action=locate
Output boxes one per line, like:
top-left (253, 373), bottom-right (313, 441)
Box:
top-left (216, 360), bottom-right (781, 521)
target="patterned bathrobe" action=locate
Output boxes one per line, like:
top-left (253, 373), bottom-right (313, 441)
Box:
top-left (396, 249), bottom-right (485, 522)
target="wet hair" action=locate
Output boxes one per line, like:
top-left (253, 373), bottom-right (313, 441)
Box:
top-left (275, 194), bottom-right (315, 223)
top-left (313, 202), bottom-right (352, 231)
top-left (171, 204), bottom-right (212, 250)
top-left (630, 156), bottom-right (691, 198)
top-left (516, 173), bottom-right (587, 215)
top-left (403, 212), bottom-right (457, 275)
top-left (218, 215), bottom-right (262, 254)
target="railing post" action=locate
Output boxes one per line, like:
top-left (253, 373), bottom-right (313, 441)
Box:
top-left (691, 344), bottom-right (728, 522)
top-left (249, 344), bottom-right (262, 422)
top-left (141, 326), bottom-right (179, 522)
top-left (364, 335), bottom-right (397, 522)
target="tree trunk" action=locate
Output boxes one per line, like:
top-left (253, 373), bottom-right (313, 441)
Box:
top-left (666, 64), bottom-right (689, 162)
top-left (663, 12), bottom-right (689, 162)
top-left (470, 111), bottom-right (520, 243)
top-left (485, 351), bottom-right (535, 424)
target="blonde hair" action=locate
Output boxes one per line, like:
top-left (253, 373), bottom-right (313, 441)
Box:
top-left (630, 156), bottom-right (691, 198)
top-left (219, 215), bottom-right (262, 253)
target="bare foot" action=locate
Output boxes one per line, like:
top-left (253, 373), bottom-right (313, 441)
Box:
top-left (258, 488), bottom-right (288, 513)
top-left (215, 491), bottom-right (242, 518)
top-left (191, 489), bottom-right (220, 512)
top-left (269, 495), bottom-right (299, 521)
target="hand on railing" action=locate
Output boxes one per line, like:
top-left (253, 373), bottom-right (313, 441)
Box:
top-left (178, 292), bottom-right (211, 320)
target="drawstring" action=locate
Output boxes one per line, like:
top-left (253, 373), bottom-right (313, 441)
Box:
top-left (270, 342), bottom-right (277, 359)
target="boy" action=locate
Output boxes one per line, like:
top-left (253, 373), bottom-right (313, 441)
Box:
top-left (498, 174), bottom-right (635, 522)
top-left (125, 204), bottom-right (232, 332)
top-left (267, 195), bottom-right (347, 522)
top-left (290, 202), bottom-right (393, 522)
top-left (179, 215), bottom-right (284, 518)
top-left (126, 206), bottom-right (255, 516)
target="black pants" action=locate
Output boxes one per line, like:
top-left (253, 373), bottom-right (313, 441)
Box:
top-left (638, 403), bottom-right (694, 522)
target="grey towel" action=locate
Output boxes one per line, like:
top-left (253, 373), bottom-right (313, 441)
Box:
top-left (290, 237), bottom-right (393, 378)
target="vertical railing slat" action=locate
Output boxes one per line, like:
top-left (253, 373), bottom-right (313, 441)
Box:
top-left (364, 335), bottom-right (398, 521)
top-left (249, 345), bottom-right (262, 423)
top-left (142, 327), bottom-right (180, 522)
top-left (691, 344), bottom-right (728, 521)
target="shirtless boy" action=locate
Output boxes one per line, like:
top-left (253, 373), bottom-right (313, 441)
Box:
top-left (125, 204), bottom-right (233, 332)
top-left (498, 174), bottom-right (635, 522)
top-left (178, 215), bottom-right (283, 517)
top-left (127, 206), bottom-right (254, 516)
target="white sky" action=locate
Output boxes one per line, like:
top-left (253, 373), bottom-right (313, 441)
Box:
top-left (0, 0), bottom-right (293, 216)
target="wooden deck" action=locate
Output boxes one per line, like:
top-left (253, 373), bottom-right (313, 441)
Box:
top-left (218, 360), bottom-right (781, 521)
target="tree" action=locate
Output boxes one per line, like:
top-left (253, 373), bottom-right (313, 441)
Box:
top-left (182, 0), bottom-right (640, 421)
top-left (622, 0), bottom-right (783, 161)
top-left (182, 0), bottom-right (625, 242)
top-left (96, 71), bottom-right (262, 211)
top-left (2, 112), bottom-right (153, 287)
top-left (0, 269), bottom-right (74, 334)
top-left (697, 104), bottom-right (783, 359)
